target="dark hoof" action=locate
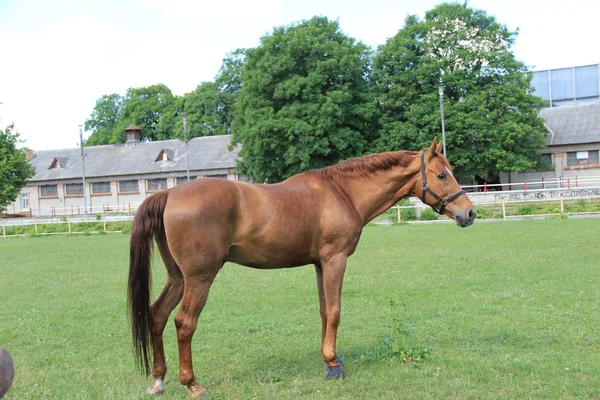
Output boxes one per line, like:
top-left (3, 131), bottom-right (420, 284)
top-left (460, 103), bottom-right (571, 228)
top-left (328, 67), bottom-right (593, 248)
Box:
top-left (325, 364), bottom-right (345, 379)
top-left (335, 356), bottom-right (344, 367)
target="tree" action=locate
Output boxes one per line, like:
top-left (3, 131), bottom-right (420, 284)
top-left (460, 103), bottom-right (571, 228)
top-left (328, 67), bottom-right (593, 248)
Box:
top-left (0, 125), bottom-right (35, 211)
top-left (121, 84), bottom-right (176, 142)
top-left (372, 2), bottom-right (547, 177)
top-left (84, 94), bottom-right (124, 146)
top-left (232, 16), bottom-right (377, 182)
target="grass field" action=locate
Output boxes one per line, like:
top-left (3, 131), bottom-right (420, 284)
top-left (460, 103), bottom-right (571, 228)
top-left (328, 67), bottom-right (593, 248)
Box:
top-left (1, 219), bottom-right (599, 399)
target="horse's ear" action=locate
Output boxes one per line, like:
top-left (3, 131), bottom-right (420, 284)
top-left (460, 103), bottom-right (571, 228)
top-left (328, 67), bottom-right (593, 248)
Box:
top-left (436, 141), bottom-right (443, 154)
top-left (426, 137), bottom-right (438, 162)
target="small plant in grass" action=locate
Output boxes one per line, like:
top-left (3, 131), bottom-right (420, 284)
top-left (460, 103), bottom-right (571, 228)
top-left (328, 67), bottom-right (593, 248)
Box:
top-left (361, 300), bottom-right (429, 363)
top-left (419, 208), bottom-right (438, 221)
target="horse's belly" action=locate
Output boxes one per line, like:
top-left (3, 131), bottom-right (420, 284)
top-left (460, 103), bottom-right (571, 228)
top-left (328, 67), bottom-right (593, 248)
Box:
top-left (226, 242), bottom-right (314, 269)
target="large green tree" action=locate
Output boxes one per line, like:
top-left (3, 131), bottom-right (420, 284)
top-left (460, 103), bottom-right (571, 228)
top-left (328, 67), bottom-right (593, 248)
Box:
top-left (372, 2), bottom-right (547, 177)
top-left (232, 16), bottom-right (377, 182)
top-left (84, 94), bottom-right (124, 146)
top-left (0, 125), bottom-right (35, 211)
top-left (121, 84), bottom-right (176, 142)
top-left (175, 49), bottom-right (246, 139)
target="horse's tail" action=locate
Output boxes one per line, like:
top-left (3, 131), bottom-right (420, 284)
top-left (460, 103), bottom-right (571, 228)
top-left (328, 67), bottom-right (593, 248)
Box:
top-left (128, 190), bottom-right (169, 376)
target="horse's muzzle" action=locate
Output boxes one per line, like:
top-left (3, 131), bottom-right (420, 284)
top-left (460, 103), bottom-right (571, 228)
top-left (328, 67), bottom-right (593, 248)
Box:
top-left (455, 208), bottom-right (476, 227)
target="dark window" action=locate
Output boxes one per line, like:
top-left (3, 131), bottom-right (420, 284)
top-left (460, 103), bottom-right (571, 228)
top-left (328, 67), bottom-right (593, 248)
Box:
top-left (65, 183), bottom-right (83, 195)
top-left (40, 185), bottom-right (58, 197)
top-left (206, 174), bottom-right (227, 179)
top-left (92, 182), bottom-right (111, 194)
top-left (119, 180), bottom-right (139, 192)
top-left (147, 178), bottom-right (168, 191)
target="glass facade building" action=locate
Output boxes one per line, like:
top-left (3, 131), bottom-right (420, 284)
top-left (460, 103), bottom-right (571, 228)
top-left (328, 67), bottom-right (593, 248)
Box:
top-left (532, 64), bottom-right (600, 107)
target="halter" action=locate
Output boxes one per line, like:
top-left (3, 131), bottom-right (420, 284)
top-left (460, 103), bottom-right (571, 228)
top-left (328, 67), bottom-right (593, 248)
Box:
top-left (420, 152), bottom-right (466, 215)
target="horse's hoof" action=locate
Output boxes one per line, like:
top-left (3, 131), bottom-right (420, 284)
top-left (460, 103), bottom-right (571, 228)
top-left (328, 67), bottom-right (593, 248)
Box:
top-left (325, 364), bottom-right (346, 379)
top-left (188, 383), bottom-right (208, 398)
top-left (146, 383), bottom-right (165, 396)
top-left (335, 356), bottom-right (344, 367)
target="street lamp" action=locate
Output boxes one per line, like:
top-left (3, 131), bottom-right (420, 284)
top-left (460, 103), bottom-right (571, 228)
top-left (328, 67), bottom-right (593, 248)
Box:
top-left (79, 125), bottom-right (88, 215)
top-left (181, 114), bottom-right (190, 182)
top-left (438, 83), bottom-right (447, 157)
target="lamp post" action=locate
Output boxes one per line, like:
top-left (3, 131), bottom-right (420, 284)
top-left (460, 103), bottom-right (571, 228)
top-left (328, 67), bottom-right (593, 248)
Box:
top-left (438, 83), bottom-right (447, 157)
top-left (79, 125), bottom-right (88, 215)
top-left (181, 114), bottom-right (190, 182)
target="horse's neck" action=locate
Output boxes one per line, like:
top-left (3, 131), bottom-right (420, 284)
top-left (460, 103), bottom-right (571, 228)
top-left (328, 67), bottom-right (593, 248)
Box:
top-left (335, 168), bottom-right (418, 225)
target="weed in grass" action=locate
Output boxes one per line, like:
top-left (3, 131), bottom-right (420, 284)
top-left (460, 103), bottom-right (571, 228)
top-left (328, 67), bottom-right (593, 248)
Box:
top-left (361, 300), bottom-right (429, 364)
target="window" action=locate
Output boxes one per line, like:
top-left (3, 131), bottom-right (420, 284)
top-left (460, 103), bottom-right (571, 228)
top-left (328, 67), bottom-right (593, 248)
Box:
top-left (206, 174), bottom-right (227, 179)
top-left (92, 182), bottom-right (111, 194)
top-left (541, 154), bottom-right (553, 169)
top-left (567, 151), bottom-right (600, 166)
top-left (176, 176), bottom-right (196, 185)
top-left (65, 183), bottom-right (83, 195)
top-left (119, 180), bottom-right (139, 192)
top-left (20, 193), bottom-right (29, 210)
top-left (40, 185), bottom-right (58, 197)
top-left (147, 178), bottom-right (168, 191)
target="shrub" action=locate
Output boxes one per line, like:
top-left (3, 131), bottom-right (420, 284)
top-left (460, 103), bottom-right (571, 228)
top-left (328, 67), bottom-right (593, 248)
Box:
top-left (420, 208), bottom-right (438, 221)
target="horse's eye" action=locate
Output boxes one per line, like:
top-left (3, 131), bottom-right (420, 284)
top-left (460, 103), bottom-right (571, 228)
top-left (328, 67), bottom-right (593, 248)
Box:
top-left (437, 173), bottom-right (446, 181)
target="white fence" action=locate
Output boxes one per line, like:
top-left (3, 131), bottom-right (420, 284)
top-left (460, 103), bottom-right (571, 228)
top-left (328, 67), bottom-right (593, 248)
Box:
top-left (2, 180), bottom-right (600, 237)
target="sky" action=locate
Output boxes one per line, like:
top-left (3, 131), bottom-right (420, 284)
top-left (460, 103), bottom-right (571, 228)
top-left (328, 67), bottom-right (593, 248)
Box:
top-left (1, 0), bottom-right (598, 151)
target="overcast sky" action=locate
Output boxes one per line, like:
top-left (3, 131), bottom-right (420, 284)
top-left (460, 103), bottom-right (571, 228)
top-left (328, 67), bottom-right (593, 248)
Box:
top-left (1, 0), bottom-right (598, 151)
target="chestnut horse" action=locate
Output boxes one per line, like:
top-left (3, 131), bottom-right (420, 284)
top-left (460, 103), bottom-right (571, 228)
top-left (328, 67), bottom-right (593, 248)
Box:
top-left (128, 138), bottom-right (475, 397)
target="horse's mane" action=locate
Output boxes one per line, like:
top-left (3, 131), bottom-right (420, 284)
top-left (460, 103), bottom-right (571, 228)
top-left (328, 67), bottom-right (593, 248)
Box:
top-left (307, 150), bottom-right (418, 180)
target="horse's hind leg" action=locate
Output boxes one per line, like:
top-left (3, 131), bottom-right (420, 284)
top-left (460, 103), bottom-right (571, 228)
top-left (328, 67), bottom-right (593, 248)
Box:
top-left (147, 235), bottom-right (184, 395)
top-left (174, 258), bottom-right (221, 398)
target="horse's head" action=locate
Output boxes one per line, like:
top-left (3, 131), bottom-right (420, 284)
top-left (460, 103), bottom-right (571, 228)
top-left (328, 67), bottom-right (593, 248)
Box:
top-left (417, 138), bottom-right (476, 227)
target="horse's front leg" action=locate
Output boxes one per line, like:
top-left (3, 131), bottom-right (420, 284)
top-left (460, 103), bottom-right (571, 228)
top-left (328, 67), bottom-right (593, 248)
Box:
top-left (319, 254), bottom-right (347, 379)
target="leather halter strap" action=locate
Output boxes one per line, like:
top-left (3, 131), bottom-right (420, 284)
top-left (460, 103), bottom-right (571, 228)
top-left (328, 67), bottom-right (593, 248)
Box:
top-left (420, 152), bottom-right (466, 215)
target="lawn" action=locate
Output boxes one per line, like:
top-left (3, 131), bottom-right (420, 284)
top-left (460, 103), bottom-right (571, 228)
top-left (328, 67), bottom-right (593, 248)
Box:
top-left (0, 219), bottom-right (599, 399)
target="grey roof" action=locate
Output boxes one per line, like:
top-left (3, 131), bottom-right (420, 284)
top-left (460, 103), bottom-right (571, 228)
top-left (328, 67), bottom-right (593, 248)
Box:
top-left (540, 102), bottom-right (600, 145)
top-left (28, 135), bottom-right (239, 182)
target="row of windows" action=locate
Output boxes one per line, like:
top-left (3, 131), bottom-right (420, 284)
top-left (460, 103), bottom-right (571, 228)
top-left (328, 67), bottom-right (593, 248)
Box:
top-left (543, 150), bottom-right (600, 168)
top-left (39, 176), bottom-right (223, 197)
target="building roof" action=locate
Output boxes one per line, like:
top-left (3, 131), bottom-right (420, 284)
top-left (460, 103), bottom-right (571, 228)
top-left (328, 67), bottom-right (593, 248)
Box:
top-left (541, 102), bottom-right (600, 145)
top-left (28, 134), bottom-right (239, 182)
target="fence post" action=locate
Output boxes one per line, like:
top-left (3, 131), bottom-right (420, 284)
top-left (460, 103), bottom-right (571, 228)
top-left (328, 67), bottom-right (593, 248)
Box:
top-left (103, 214), bottom-right (107, 233)
top-left (397, 206), bottom-right (401, 224)
top-left (524, 181), bottom-right (528, 191)
top-left (502, 200), bottom-right (507, 220)
top-left (560, 198), bottom-right (564, 213)
top-left (483, 182), bottom-right (487, 192)
top-left (568, 178), bottom-right (571, 189)
top-left (2, 223), bottom-right (5, 238)
top-left (68, 215), bottom-right (72, 234)
top-left (34, 219), bottom-right (38, 236)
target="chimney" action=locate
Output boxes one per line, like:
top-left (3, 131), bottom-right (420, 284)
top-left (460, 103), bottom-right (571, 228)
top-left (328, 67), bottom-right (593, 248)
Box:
top-left (124, 124), bottom-right (142, 146)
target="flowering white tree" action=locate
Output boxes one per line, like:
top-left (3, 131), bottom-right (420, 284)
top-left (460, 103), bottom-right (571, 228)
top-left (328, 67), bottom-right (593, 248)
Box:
top-left (372, 2), bottom-right (547, 177)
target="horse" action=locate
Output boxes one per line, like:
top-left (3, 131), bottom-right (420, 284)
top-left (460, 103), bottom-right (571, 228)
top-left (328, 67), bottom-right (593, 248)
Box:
top-left (128, 138), bottom-right (476, 398)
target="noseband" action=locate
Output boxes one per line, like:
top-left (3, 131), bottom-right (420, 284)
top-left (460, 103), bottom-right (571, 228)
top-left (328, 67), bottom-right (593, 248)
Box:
top-left (420, 152), bottom-right (466, 215)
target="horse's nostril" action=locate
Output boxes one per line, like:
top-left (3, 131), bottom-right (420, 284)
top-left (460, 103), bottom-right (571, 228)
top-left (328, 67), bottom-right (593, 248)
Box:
top-left (469, 209), bottom-right (476, 220)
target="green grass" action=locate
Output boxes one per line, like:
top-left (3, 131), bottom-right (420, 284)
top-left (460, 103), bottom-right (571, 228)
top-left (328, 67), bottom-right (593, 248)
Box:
top-left (1, 219), bottom-right (599, 399)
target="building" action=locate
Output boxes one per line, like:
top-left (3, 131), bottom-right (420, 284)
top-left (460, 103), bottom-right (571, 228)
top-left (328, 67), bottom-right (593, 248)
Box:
top-left (502, 102), bottom-right (600, 187)
top-left (5, 126), bottom-right (241, 216)
top-left (499, 64), bottom-right (600, 188)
